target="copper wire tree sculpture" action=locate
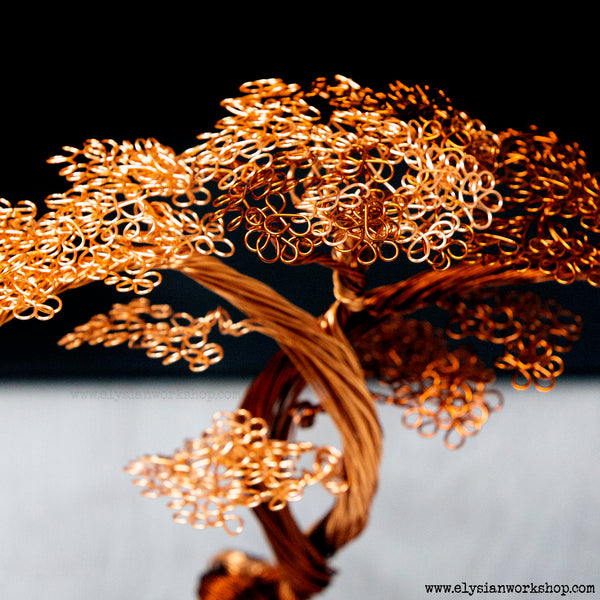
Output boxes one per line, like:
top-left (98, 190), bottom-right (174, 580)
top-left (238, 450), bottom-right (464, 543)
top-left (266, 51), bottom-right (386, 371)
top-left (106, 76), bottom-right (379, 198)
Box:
top-left (1, 75), bottom-right (598, 598)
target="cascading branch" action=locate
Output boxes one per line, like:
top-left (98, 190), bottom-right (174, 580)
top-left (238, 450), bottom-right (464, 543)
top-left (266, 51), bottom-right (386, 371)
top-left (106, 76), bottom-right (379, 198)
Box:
top-left (1, 75), bottom-right (598, 599)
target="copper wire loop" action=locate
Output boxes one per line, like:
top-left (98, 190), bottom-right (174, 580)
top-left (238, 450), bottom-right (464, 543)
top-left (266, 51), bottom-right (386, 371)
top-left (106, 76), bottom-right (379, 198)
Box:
top-left (1, 75), bottom-right (598, 599)
top-left (125, 409), bottom-right (347, 535)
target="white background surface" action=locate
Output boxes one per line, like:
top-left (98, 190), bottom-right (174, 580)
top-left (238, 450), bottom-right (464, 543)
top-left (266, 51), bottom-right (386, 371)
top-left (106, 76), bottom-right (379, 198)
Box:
top-left (1, 377), bottom-right (598, 599)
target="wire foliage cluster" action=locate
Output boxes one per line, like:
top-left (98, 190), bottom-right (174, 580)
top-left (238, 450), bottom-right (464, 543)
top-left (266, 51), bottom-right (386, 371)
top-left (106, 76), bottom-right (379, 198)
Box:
top-left (58, 297), bottom-right (258, 372)
top-left (125, 409), bottom-right (347, 535)
top-left (355, 314), bottom-right (499, 449)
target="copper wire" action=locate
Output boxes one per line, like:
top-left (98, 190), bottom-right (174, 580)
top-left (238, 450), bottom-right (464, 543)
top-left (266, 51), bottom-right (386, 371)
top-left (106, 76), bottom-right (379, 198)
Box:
top-left (0, 74), bottom-right (598, 599)
top-left (125, 409), bottom-right (347, 535)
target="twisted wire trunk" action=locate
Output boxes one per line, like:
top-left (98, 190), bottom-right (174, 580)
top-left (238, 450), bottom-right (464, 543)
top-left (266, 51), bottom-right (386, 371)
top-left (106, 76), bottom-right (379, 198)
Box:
top-left (178, 254), bottom-right (382, 598)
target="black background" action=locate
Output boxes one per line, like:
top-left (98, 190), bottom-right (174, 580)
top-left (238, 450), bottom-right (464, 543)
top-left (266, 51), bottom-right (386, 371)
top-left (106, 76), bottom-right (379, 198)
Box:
top-left (1, 15), bottom-right (599, 380)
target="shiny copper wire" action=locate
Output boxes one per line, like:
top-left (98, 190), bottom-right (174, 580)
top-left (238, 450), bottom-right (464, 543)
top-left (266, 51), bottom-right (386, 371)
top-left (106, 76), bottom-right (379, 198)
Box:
top-left (0, 75), bottom-right (598, 599)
